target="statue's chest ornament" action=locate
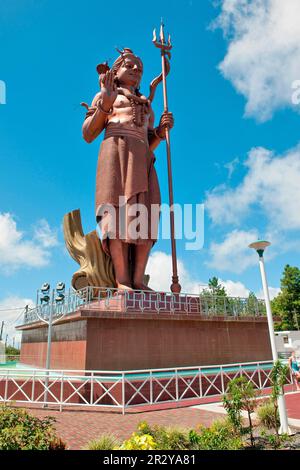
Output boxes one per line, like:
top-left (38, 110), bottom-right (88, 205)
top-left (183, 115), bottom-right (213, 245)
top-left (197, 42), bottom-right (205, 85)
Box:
top-left (118, 88), bottom-right (150, 127)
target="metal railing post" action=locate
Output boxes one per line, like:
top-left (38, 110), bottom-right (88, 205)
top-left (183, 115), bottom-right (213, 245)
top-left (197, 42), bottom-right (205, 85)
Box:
top-left (4, 370), bottom-right (9, 403)
top-left (90, 372), bottom-right (94, 406)
top-left (60, 371), bottom-right (64, 412)
top-left (150, 370), bottom-right (153, 405)
top-left (122, 373), bottom-right (125, 415)
top-left (199, 368), bottom-right (202, 398)
top-left (175, 369), bottom-right (179, 401)
top-left (220, 366), bottom-right (225, 394)
top-left (31, 370), bottom-right (36, 402)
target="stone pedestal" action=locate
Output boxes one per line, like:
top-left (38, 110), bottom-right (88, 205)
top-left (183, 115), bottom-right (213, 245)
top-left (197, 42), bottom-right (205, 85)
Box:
top-left (17, 293), bottom-right (272, 371)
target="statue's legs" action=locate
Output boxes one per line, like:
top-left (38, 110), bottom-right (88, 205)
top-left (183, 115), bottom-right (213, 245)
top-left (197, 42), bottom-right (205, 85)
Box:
top-left (132, 241), bottom-right (153, 291)
top-left (108, 239), bottom-right (133, 290)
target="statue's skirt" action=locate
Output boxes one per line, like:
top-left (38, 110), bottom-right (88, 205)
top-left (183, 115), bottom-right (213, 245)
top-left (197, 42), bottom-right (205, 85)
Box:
top-left (95, 133), bottom-right (161, 257)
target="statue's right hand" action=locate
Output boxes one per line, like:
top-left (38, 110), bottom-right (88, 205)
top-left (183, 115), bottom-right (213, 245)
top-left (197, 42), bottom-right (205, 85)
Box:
top-left (99, 70), bottom-right (118, 109)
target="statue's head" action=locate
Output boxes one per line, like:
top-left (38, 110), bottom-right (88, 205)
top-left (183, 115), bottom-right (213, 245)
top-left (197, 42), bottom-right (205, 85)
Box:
top-left (111, 48), bottom-right (143, 90)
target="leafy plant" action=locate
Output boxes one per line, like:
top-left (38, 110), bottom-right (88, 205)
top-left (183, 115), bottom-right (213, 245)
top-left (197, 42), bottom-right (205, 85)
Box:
top-left (134, 419), bottom-right (243, 451)
top-left (257, 399), bottom-right (280, 429)
top-left (117, 432), bottom-right (157, 450)
top-left (260, 430), bottom-right (291, 450)
top-left (194, 419), bottom-right (243, 450)
top-left (269, 360), bottom-right (290, 446)
top-left (85, 434), bottom-right (120, 450)
top-left (136, 421), bottom-right (190, 450)
top-left (0, 405), bottom-right (65, 450)
top-left (223, 377), bottom-right (258, 445)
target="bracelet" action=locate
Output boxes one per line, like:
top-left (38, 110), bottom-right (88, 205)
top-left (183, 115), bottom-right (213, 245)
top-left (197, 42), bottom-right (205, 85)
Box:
top-left (154, 127), bottom-right (165, 141)
top-left (96, 99), bottom-right (113, 115)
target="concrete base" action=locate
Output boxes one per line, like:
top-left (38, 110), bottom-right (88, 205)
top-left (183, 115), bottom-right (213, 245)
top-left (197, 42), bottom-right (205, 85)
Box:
top-left (18, 303), bottom-right (272, 370)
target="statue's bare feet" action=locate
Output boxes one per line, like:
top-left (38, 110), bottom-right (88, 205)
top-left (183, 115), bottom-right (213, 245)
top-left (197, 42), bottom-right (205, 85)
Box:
top-left (113, 282), bottom-right (134, 295)
top-left (133, 282), bottom-right (154, 292)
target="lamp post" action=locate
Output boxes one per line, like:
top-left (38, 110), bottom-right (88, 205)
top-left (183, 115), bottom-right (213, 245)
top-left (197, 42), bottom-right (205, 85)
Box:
top-left (36, 282), bottom-right (66, 408)
top-left (249, 240), bottom-right (290, 435)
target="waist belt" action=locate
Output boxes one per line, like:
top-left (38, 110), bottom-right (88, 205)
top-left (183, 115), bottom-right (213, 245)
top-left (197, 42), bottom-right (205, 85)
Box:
top-left (104, 125), bottom-right (148, 142)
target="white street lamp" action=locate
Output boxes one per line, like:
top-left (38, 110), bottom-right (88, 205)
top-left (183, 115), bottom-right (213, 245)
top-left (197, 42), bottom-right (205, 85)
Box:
top-left (249, 240), bottom-right (291, 435)
top-left (36, 282), bottom-right (66, 408)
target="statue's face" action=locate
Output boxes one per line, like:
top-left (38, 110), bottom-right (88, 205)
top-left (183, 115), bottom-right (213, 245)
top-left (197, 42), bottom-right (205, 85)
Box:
top-left (115, 56), bottom-right (143, 88)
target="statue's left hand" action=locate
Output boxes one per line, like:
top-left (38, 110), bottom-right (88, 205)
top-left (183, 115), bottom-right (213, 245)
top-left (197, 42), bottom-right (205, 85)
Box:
top-left (158, 111), bottom-right (174, 138)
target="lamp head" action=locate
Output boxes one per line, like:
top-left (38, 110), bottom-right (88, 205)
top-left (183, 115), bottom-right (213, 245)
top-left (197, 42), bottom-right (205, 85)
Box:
top-left (249, 240), bottom-right (271, 257)
top-left (41, 283), bottom-right (50, 293)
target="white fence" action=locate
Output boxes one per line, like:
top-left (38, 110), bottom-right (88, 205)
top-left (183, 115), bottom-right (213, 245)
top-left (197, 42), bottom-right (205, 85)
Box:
top-left (0, 360), bottom-right (292, 414)
top-left (21, 286), bottom-right (267, 327)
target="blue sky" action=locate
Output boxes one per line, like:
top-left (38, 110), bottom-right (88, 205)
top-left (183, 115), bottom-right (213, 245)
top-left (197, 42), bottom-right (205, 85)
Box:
top-left (1, 0), bottom-right (300, 319)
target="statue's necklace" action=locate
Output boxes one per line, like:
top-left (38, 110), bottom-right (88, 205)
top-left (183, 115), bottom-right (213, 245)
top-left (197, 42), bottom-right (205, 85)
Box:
top-left (118, 88), bottom-right (150, 127)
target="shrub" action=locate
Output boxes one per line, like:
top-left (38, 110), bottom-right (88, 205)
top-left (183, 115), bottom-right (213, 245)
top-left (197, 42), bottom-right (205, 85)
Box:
top-left (193, 419), bottom-right (243, 451)
top-left (85, 434), bottom-right (120, 450)
top-left (117, 432), bottom-right (157, 450)
top-left (257, 400), bottom-right (280, 429)
top-left (136, 421), bottom-right (190, 450)
top-left (0, 405), bottom-right (66, 450)
top-left (135, 419), bottom-right (243, 451)
top-left (223, 377), bottom-right (258, 446)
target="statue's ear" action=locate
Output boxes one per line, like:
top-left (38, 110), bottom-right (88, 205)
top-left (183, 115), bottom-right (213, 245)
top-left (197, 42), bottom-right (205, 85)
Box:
top-left (96, 62), bottom-right (110, 75)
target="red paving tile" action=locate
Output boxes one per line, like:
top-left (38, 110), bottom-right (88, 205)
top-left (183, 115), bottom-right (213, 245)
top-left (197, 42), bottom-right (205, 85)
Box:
top-left (6, 385), bottom-right (300, 450)
top-left (285, 392), bottom-right (300, 419)
top-left (16, 405), bottom-right (225, 450)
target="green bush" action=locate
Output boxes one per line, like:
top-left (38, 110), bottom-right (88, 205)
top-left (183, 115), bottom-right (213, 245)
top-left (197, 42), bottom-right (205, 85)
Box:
top-left (257, 400), bottom-right (280, 429)
top-left (136, 419), bottom-right (243, 451)
top-left (137, 422), bottom-right (190, 450)
top-left (193, 419), bottom-right (243, 451)
top-left (0, 405), bottom-right (66, 450)
top-left (85, 434), bottom-right (120, 450)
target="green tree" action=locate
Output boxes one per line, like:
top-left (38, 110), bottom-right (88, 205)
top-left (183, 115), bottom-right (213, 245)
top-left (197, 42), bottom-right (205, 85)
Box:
top-left (271, 264), bottom-right (300, 330)
top-left (5, 345), bottom-right (20, 356)
top-left (200, 277), bottom-right (228, 316)
top-left (223, 377), bottom-right (258, 447)
top-left (208, 277), bottom-right (227, 297)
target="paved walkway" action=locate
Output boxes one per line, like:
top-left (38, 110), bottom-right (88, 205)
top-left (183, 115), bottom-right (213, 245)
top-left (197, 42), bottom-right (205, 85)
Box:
top-left (193, 391), bottom-right (300, 426)
top-left (26, 406), bottom-right (225, 450)
top-left (8, 389), bottom-right (300, 450)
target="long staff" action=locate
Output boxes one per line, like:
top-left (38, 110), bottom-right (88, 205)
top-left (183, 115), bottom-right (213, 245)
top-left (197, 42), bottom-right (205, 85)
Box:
top-left (153, 21), bottom-right (181, 293)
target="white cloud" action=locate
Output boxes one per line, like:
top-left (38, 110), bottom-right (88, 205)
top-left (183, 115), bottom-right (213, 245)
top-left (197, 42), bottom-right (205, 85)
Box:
top-left (207, 229), bottom-right (259, 274)
top-left (0, 296), bottom-right (35, 349)
top-left (33, 219), bottom-right (59, 248)
top-left (256, 287), bottom-right (281, 300)
top-left (206, 145), bottom-right (300, 230)
top-left (224, 157), bottom-right (240, 179)
top-left (0, 213), bottom-right (58, 274)
top-left (146, 251), bottom-right (205, 294)
top-left (220, 279), bottom-right (250, 298)
top-left (147, 251), bottom-right (252, 297)
top-left (214, 0), bottom-right (300, 121)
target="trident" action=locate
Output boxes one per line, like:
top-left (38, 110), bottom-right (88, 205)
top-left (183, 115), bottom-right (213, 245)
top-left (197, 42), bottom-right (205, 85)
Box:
top-left (153, 21), bottom-right (181, 294)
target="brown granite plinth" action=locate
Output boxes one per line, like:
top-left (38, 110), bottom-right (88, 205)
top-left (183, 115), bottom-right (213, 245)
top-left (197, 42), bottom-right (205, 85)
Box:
top-left (18, 301), bottom-right (272, 371)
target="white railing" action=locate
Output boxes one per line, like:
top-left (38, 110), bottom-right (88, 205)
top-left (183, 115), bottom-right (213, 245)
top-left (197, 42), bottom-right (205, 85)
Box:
top-left (0, 360), bottom-right (292, 414)
top-left (20, 287), bottom-right (267, 327)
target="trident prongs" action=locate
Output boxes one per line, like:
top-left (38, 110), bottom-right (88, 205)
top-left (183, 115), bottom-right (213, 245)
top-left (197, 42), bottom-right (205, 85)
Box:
top-left (160, 20), bottom-right (165, 44)
top-left (152, 21), bottom-right (172, 54)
